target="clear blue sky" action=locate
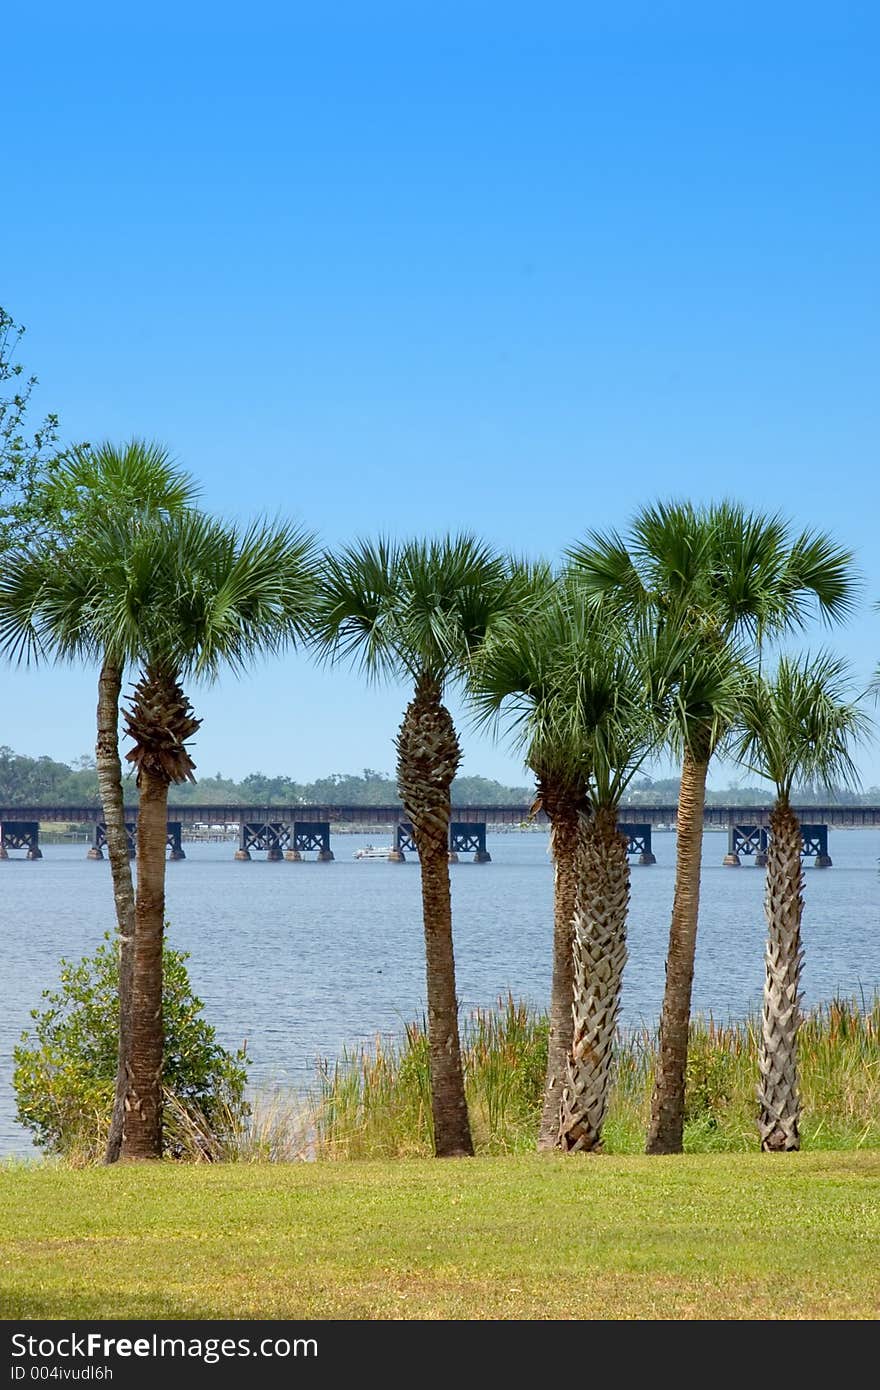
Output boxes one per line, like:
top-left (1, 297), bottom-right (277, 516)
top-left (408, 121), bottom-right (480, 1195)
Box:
top-left (3, 2), bottom-right (879, 789)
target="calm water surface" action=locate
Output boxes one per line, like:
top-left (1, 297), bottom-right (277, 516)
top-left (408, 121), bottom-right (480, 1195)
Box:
top-left (2, 828), bottom-right (878, 1155)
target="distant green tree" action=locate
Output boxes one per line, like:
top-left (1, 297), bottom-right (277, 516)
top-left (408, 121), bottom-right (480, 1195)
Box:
top-left (0, 307), bottom-right (71, 553)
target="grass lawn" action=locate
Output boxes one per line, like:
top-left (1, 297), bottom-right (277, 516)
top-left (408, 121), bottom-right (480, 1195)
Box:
top-left (2, 1152), bottom-right (879, 1320)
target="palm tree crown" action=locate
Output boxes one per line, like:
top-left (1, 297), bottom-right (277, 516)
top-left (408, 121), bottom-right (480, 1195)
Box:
top-left (733, 652), bottom-right (870, 801)
top-left (313, 533), bottom-right (517, 684)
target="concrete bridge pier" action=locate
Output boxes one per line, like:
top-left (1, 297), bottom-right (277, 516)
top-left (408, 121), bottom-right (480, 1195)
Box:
top-left (390, 822), bottom-right (415, 862)
top-left (0, 821), bottom-right (42, 858)
top-left (802, 824), bottom-right (832, 867)
top-left (167, 822), bottom-right (186, 861)
top-left (619, 823), bottom-right (656, 865)
top-left (284, 848), bottom-right (302, 862)
top-left (450, 822), bottom-right (491, 863)
top-left (293, 821), bottom-right (334, 862)
top-left (236, 821), bottom-right (293, 861)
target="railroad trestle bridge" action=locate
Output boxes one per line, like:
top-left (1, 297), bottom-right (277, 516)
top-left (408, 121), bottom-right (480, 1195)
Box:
top-left (1, 804), bottom-right (877, 866)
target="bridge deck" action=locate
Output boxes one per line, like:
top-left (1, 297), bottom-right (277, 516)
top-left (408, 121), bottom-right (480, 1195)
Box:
top-left (2, 804), bottom-right (879, 827)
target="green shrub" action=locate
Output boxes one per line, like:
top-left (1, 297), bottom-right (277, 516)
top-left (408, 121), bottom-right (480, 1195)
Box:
top-left (13, 933), bottom-right (249, 1160)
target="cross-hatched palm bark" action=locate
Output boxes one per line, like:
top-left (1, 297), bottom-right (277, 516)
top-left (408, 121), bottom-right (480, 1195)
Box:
top-left (397, 673), bottom-right (472, 1156)
top-left (559, 806), bottom-right (630, 1151)
top-left (536, 780), bottom-right (583, 1149)
top-left (758, 800), bottom-right (804, 1151)
top-left (120, 665), bottom-right (200, 1160)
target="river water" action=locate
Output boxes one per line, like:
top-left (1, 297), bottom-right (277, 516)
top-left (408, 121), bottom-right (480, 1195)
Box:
top-left (2, 829), bottom-right (879, 1155)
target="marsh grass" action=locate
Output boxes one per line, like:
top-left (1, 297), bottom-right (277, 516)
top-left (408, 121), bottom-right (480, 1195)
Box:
top-left (308, 994), bottom-right (880, 1158)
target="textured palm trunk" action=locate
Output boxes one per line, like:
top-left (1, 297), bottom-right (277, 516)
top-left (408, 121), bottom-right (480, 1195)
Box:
top-left (537, 790), bottom-right (581, 1150)
top-left (646, 741), bottom-right (710, 1154)
top-left (397, 672), bottom-right (473, 1158)
top-left (559, 805), bottom-right (630, 1152)
top-left (96, 659), bottom-right (137, 1165)
top-left (120, 766), bottom-right (167, 1160)
top-left (119, 664), bottom-right (199, 1162)
top-left (758, 799), bottom-right (803, 1152)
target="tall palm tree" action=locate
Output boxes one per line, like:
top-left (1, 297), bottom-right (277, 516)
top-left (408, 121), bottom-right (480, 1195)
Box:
top-left (733, 654), bottom-right (869, 1151)
top-left (570, 501), bottom-right (857, 1153)
top-left (0, 440), bottom-right (197, 1160)
top-left (117, 511), bottom-right (316, 1158)
top-left (558, 622), bottom-right (678, 1152)
top-left (2, 506), bottom-right (316, 1159)
top-left (473, 583), bottom-right (680, 1150)
top-left (314, 535), bottom-right (520, 1158)
top-left (468, 569), bottom-right (591, 1149)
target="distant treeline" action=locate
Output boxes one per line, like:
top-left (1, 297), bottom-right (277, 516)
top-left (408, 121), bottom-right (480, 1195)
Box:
top-left (1, 747), bottom-right (877, 810)
top-left (0, 748), bottom-right (530, 808)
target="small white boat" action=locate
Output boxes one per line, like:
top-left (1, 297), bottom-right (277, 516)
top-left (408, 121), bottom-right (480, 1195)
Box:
top-left (354, 844), bottom-right (393, 860)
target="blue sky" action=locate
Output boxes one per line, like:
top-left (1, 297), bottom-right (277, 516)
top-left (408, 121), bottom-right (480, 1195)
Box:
top-left (3, 2), bottom-right (879, 788)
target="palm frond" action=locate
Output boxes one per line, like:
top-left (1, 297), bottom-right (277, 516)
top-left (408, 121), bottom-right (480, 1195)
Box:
top-left (731, 651), bottom-right (872, 800)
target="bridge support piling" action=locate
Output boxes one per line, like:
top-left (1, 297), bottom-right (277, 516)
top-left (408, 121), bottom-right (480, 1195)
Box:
top-left (284, 848), bottom-right (302, 861)
top-left (387, 829), bottom-right (406, 863)
top-left (293, 821), bottom-right (333, 861)
top-left (167, 822), bottom-right (186, 861)
top-left (1, 822), bottom-right (42, 859)
top-left (450, 822), bottom-right (491, 863)
top-left (619, 822), bottom-right (656, 864)
top-left (801, 823), bottom-right (832, 867)
top-left (392, 823), bottom-right (416, 861)
top-left (87, 825), bottom-right (104, 860)
top-left (723, 826), bottom-right (742, 867)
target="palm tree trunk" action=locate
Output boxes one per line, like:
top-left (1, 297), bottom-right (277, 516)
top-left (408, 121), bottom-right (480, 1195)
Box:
top-left (758, 798), bottom-right (803, 1151)
top-left (120, 765), bottom-right (167, 1160)
top-left (646, 741), bottom-right (710, 1154)
top-left (95, 659), bottom-right (137, 1165)
top-left (559, 806), bottom-right (630, 1152)
top-left (397, 672), bottom-right (473, 1158)
top-left (537, 795), bottom-right (581, 1150)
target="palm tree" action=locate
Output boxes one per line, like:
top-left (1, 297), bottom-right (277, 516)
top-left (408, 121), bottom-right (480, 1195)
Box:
top-left (468, 569), bottom-right (591, 1149)
top-left (117, 511), bottom-right (315, 1158)
top-left (314, 535), bottom-right (520, 1157)
top-left (0, 440), bottom-right (197, 1160)
top-left (558, 622), bottom-right (677, 1152)
top-left (2, 506), bottom-right (316, 1159)
top-left (733, 654), bottom-right (869, 1151)
top-left (570, 501), bottom-right (857, 1153)
top-left (473, 582), bottom-right (679, 1150)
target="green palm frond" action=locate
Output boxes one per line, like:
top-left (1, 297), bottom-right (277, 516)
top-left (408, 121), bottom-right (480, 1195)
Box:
top-left (311, 536), bottom-right (401, 680)
top-left (42, 438), bottom-right (199, 527)
top-left (470, 571), bottom-right (670, 809)
top-left (732, 652), bottom-right (871, 800)
top-left (567, 500), bottom-right (859, 759)
top-left (0, 501), bottom-right (317, 684)
top-left (312, 532), bottom-right (518, 689)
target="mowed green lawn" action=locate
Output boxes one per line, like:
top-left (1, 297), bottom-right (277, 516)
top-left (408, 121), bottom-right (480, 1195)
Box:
top-left (2, 1153), bottom-right (878, 1320)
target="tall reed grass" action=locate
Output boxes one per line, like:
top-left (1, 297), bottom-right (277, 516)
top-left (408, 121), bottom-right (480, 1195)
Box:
top-left (306, 994), bottom-right (880, 1158)
top-left (55, 994), bottom-right (879, 1162)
